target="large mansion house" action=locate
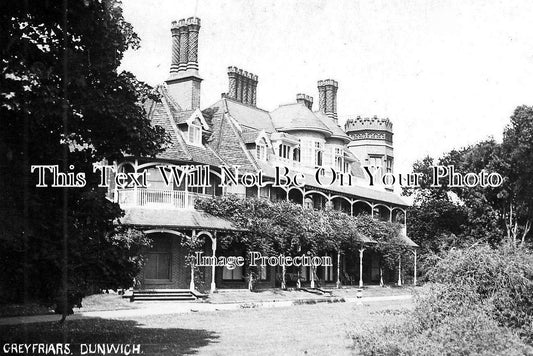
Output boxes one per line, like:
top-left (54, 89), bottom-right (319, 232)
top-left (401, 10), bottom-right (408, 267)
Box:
top-left (111, 17), bottom-right (416, 299)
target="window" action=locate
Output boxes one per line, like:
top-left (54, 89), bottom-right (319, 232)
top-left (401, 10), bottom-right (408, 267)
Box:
top-left (222, 249), bottom-right (244, 280)
top-left (334, 148), bottom-right (344, 172)
top-left (187, 185), bottom-right (205, 194)
top-left (258, 265), bottom-right (268, 280)
top-left (367, 156), bottom-right (383, 176)
top-left (256, 144), bottom-right (267, 161)
top-left (188, 118), bottom-right (202, 145)
top-left (304, 197), bottom-right (313, 210)
top-left (314, 142), bottom-right (323, 167)
top-left (315, 151), bottom-right (323, 166)
top-left (278, 144), bottom-right (290, 159)
top-left (386, 158), bottom-right (393, 173)
top-left (293, 147), bottom-right (300, 162)
top-left (300, 140), bottom-right (314, 165)
top-left (222, 265), bottom-right (244, 280)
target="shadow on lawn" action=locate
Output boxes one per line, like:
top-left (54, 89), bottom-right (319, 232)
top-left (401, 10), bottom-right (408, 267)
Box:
top-left (0, 317), bottom-right (219, 355)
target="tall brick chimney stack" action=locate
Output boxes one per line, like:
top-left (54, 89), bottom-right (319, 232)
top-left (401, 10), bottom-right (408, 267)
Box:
top-left (317, 79), bottom-right (338, 123)
top-left (186, 17), bottom-right (200, 73)
top-left (177, 19), bottom-right (188, 72)
top-left (166, 17), bottom-right (202, 110)
top-left (296, 94), bottom-right (313, 110)
top-left (169, 21), bottom-right (180, 75)
top-left (226, 66), bottom-right (258, 106)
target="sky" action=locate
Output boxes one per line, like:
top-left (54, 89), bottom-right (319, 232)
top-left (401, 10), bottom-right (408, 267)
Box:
top-left (119, 0), bottom-right (533, 174)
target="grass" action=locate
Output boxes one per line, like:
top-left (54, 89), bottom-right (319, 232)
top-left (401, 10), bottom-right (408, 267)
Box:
top-left (0, 299), bottom-right (412, 355)
top-left (0, 303), bottom-right (53, 318)
top-left (209, 285), bottom-right (416, 304)
top-left (0, 286), bottom-right (415, 317)
top-left (79, 293), bottom-right (139, 312)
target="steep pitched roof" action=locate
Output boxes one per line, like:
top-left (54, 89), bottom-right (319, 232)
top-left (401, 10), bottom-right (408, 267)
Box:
top-left (241, 130), bottom-right (262, 144)
top-left (270, 103), bottom-right (332, 135)
top-left (146, 90), bottom-right (225, 166)
top-left (210, 98), bottom-right (276, 133)
top-left (149, 100), bottom-right (191, 162)
top-left (207, 108), bottom-right (259, 173)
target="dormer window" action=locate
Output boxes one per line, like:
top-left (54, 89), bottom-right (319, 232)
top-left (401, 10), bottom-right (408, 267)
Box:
top-left (255, 137), bottom-right (268, 161)
top-left (188, 118), bottom-right (202, 145)
top-left (256, 143), bottom-right (267, 161)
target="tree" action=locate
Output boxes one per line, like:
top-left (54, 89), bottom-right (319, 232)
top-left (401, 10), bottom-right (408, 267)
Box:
top-left (404, 139), bottom-right (506, 253)
top-left (499, 106), bottom-right (533, 245)
top-left (197, 195), bottom-right (410, 288)
top-left (0, 0), bottom-right (167, 316)
top-left (196, 196), bottom-right (314, 289)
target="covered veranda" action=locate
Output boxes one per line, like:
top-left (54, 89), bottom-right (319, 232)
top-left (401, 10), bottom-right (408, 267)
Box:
top-left (120, 208), bottom-right (246, 293)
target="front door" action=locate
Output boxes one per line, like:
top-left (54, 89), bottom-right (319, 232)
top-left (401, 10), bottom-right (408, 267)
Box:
top-left (144, 235), bottom-right (172, 284)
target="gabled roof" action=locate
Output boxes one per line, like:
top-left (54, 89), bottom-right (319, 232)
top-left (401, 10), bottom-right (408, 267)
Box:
top-left (209, 98), bottom-right (276, 133)
top-left (148, 100), bottom-right (191, 162)
top-left (207, 109), bottom-right (259, 173)
top-left (270, 103), bottom-right (332, 135)
top-left (241, 130), bottom-right (261, 144)
top-left (314, 111), bottom-right (351, 143)
top-left (145, 90), bottom-right (225, 166)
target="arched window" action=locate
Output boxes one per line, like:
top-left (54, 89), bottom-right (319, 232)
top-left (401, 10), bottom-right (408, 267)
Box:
top-left (315, 150), bottom-right (323, 166)
top-left (293, 147), bottom-right (300, 162)
top-left (314, 141), bottom-right (323, 167)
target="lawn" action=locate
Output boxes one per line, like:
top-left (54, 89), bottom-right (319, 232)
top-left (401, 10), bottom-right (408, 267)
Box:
top-left (209, 285), bottom-right (415, 304)
top-left (0, 299), bottom-right (412, 355)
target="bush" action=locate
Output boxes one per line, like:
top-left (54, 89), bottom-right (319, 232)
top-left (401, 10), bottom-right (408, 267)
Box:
top-left (352, 244), bottom-right (533, 354)
top-left (426, 245), bottom-right (533, 339)
top-left (352, 284), bottom-right (530, 355)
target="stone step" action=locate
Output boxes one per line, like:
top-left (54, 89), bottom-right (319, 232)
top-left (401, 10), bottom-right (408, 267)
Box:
top-left (131, 289), bottom-right (197, 302)
top-left (133, 295), bottom-right (196, 301)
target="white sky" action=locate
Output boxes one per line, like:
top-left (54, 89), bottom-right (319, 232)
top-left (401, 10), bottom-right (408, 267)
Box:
top-left (119, 0), bottom-right (533, 174)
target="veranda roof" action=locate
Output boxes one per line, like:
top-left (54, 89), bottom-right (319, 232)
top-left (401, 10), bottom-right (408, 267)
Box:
top-left (395, 234), bottom-right (419, 248)
top-left (359, 233), bottom-right (377, 244)
top-left (119, 208), bottom-right (246, 232)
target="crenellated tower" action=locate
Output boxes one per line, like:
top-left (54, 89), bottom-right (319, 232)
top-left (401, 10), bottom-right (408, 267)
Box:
top-left (345, 116), bottom-right (394, 176)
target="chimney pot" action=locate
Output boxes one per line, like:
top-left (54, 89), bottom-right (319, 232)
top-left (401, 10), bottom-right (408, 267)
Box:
top-left (169, 21), bottom-right (180, 74)
top-left (165, 17), bottom-right (202, 110)
top-left (296, 93), bottom-right (313, 110)
top-left (317, 79), bottom-right (338, 123)
top-left (177, 20), bottom-right (188, 72)
top-left (226, 66), bottom-right (258, 106)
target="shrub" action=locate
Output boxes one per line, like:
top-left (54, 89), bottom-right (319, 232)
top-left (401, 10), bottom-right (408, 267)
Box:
top-left (352, 244), bottom-right (533, 354)
top-left (426, 245), bottom-right (533, 339)
top-left (352, 284), bottom-right (531, 355)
